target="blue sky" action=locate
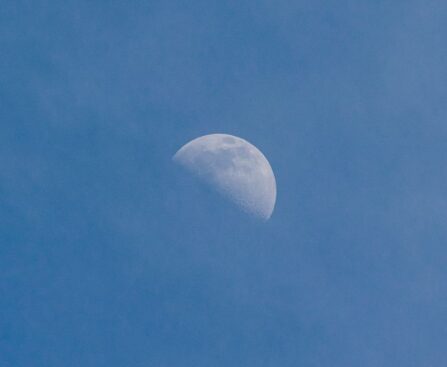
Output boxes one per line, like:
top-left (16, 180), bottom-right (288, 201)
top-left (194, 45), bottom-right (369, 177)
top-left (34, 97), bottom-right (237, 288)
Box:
top-left (1, 1), bottom-right (447, 366)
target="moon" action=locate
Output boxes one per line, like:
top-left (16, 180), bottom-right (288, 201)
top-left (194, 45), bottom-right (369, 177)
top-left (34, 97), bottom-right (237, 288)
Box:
top-left (173, 134), bottom-right (276, 220)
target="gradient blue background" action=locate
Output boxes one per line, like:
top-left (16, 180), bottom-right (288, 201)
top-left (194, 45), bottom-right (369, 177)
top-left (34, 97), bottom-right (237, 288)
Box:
top-left (1, 1), bottom-right (447, 366)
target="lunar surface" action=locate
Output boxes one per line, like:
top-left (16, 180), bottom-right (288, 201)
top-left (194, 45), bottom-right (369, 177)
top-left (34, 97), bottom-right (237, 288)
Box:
top-left (173, 134), bottom-right (276, 220)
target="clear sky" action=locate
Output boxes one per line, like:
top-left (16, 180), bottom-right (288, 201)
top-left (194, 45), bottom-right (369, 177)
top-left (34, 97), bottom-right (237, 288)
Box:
top-left (1, 1), bottom-right (447, 366)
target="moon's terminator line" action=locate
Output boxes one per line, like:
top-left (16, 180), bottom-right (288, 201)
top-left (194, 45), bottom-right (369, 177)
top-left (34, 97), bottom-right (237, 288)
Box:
top-left (173, 134), bottom-right (276, 220)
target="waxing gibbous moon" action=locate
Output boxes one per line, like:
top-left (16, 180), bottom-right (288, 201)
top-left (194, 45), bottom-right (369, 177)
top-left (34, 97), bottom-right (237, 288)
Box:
top-left (173, 134), bottom-right (276, 220)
